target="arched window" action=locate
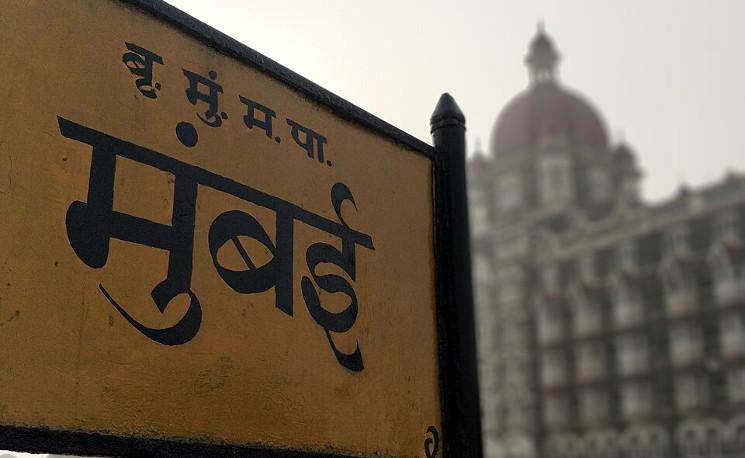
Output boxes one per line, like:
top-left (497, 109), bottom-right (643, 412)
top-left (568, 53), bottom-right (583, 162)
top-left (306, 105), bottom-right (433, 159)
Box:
top-left (542, 264), bottom-right (560, 293)
top-left (576, 342), bottom-right (606, 381)
top-left (620, 381), bottom-right (652, 419)
top-left (701, 420), bottom-right (726, 458)
top-left (578, 254), bottom-right (596, 283)
top-left (578, 387), bottom-right (609, 425)
top-left (661, 263), bottom-right (687, 293)
top-left (617, 335), bottom-right (650, 376)
top-left (676, 421), bottom-right (701, 458)
top-left (573, 291), bottom-right (603, 337)
top-left (505, 434), bottom-right (535, 458)
top-left (618, 241), bottom-right (637, 271)
top-left (541, 350), bottom-right (568, 387)
top-left (669, 322), bottom-right (704, 366)
top-left (497, 266), bottom-right (524, 305)
top-left (720, 313), bottom-right (745, 358)
top-left (497, 171), bottom-right (524, 212)
top-left (539, 154), bottom-right (573, 207)
top-left (645, 426), bottom-right (671, 458)
top-left (611, 277), bottom-right (643, 328)
top-left (727, 414), bottom-right (745, 455)
top-left (660, 261), bottom-right (697, 317)
top-left (665, 225), bottom-right (690, 257)
top-left (709, 244), bottom-right (744, 305)
top-left (588, 168), bottom-right (612, 204)
top-left (674, 373), bottom-right (709, 411)
top-left (543, 395), bottom-right (570, 429)
top-left (538, 304), bottom-right (564, 344)
top-left (714, 210), bottom-right (740, 243)
top-left (726, 365), bottom-right (745, 403)
top-left (469, 186), bottom-right (489, 235)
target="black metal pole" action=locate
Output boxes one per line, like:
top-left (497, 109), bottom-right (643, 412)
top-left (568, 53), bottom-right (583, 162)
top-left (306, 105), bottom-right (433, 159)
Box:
top-left (431, 93), bottom-right (483, 457)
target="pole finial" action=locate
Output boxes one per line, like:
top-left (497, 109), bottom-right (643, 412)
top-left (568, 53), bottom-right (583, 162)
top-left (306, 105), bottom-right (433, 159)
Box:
top-left (431, 93), bottom-right (466, 133)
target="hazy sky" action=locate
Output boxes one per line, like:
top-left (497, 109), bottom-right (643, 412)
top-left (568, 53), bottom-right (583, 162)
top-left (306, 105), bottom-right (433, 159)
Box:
top-left (160, 0), bottom-right (745, 202)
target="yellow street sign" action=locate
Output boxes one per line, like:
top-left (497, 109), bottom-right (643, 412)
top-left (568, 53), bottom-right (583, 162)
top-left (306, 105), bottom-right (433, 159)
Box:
top-left (0, 1), bottom-right (453, 456)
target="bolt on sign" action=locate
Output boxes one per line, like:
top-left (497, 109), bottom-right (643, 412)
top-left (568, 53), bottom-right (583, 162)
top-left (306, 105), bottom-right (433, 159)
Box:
top-left (0, 1), bottom-right (481, 457)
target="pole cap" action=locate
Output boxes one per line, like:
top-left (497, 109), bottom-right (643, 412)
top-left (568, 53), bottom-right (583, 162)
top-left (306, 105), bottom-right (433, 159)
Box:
top-left (431, 93), bottom-right (466, 132)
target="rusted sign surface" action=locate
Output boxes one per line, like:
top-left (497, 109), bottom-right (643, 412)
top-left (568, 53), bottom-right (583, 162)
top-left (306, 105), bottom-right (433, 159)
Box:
top-left (0, 1), bottom-right (441, 456)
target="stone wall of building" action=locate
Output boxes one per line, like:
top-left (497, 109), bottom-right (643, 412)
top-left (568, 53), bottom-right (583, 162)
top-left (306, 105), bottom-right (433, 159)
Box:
top-left (470, 27), bottom-right (745, 458)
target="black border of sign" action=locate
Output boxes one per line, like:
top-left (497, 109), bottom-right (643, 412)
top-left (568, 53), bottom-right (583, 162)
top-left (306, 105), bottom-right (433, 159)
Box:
top-left (0, 0), bottom-right (483, 456)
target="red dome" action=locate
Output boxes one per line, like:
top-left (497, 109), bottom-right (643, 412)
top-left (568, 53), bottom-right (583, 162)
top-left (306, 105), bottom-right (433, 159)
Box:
top-left (490, 81), bottom-right (609, 156)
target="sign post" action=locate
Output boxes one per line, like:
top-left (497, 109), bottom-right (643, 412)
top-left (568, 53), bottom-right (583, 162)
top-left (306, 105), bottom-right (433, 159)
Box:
top-left (0, 1), bottom-right (482, 456)
top-left (431, 94), bottom-right (483, 458)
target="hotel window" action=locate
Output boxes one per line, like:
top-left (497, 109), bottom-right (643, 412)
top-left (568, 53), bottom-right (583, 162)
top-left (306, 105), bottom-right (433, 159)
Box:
top-left (470, 189), bottom-right (489, 236)
top-left (498, 172), bottom-right (524, 212)
top-left (714, 210), bottom-right (740, 242)
top-left (541, 350), bottom-right (568, 387)
top-left (665, 226), bottom-right (690, 257)
top-left (619, 241), bottom-right (636, 270)
top-left (662, 264), bottom-right (696, 316)
top-left (540, 155), bottom-right (573, 206)
top-left (578, 254), bottom-right (596, 283)
top-left (710, 247), bottom-right (743, 305)
top-left (576, 342), bottom-right (606, 380)
top-left (506, 401), bottom-right (532, 430)
top-left (675, 374), bottom-right (709, 410)
top-left (721, 313), bottom-right (745, 357)
top-left (618, 335), bottom-right (649, 375)
top-left (538, 306), bottom-right (564, 343)
top-left (574, 296), bottom-right (603, 336)
top-left (620, 175), bottom-right (640, 205)
top-left (621, 382), bottom-right (653, 419)
top-left (542, 265), bottom-right (560, 293)
top-left (498, 269), bottom-right (523, 304)
top-left (544, 395), bottom-right (570, 428)
top-left (579, 388), bottom-right (609, 424)
top-left (669, 323), bottom-right (704, 365)
top-left (589, 168), bottom-right (612, 204)
top-left (662, 264), bottom-right (687, 293)
top-left (503, 320), bottom-right (527, 346)
top-left (727, 366), bottom-right (745, 402)
top-left (612, 281), bottom-right (643, 328)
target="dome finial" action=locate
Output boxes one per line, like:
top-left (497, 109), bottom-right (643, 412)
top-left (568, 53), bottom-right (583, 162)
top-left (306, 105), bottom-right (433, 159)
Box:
top-left (525, 23), bottom-right (560, 84)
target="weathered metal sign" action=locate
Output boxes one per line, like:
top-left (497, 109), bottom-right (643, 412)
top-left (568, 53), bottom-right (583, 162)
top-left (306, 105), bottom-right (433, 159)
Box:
top-left (0, 1), bottom-right (481, 457)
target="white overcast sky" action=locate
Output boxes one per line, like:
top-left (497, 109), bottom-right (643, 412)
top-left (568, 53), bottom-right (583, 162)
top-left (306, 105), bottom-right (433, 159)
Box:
top-left (158, 0), bottom-right (745, 202)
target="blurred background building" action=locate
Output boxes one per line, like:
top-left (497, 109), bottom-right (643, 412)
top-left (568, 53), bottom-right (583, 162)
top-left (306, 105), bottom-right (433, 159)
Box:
top-left (469, 26), bottom-right (745, 458)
